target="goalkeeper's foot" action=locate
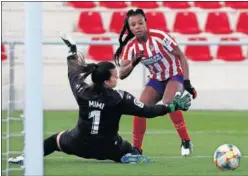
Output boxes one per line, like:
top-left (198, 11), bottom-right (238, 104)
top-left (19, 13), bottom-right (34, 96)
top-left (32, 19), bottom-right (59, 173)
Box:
top-left (8, 154), bottom-right (24, 164)
top-left (121, 153), bottom-right (150, 164)
top-left (181, 140), bottom-right (193, 156)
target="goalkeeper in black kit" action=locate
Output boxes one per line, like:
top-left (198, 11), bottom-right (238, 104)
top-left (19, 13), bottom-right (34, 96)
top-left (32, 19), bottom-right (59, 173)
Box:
top-left (8, 34), bottom-right (191, 164)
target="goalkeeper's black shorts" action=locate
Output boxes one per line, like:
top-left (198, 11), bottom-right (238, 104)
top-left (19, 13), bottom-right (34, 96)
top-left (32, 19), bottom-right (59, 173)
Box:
top-left (58, 128), bottom-right (133, 162)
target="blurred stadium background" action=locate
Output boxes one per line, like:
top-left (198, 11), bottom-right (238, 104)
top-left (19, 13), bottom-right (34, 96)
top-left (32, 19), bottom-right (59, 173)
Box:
top-left (1, 1), bottom-right (248, 176)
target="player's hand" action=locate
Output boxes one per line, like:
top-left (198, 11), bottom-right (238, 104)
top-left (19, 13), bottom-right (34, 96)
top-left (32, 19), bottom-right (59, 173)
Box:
top-left (68, 44), bottom-right (77, 54)
top-left (59, 32), bottom-right (77, 54)
top-left (59, 32), bottom-right (87, 66)
top-left (132, 51), bottom-right (144, 67)
top-left (170, 93), bottom-right (191, 111)
top-left (184, 80), bottom-right (197, 99)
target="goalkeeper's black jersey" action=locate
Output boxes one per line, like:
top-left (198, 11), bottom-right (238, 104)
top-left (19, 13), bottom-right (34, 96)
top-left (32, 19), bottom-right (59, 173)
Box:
top-left (66, 56), bottom-right (170, 144)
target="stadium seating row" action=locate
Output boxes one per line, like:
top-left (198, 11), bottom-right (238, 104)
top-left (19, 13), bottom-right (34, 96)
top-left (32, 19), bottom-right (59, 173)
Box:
top-left (76, 11), bottom-right (248, 35)
top-left (89, 37), bottom-right (246, 62)
top-left (2, 2), bottom-right (247, 63)
top-left (67, 1), bottom-right (248, 9)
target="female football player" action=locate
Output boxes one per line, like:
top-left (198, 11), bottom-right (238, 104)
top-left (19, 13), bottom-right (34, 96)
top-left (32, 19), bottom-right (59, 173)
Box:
top-left (113, 9), bottom-right (197, 156)
top-left (8, 34), bottom-right (191, 165)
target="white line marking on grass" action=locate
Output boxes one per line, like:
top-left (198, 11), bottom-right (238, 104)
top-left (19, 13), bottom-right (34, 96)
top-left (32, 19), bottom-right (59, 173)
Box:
top-left (45, 155), bottom-right (248, 160)
top-left (2, 130), bottom-right (248, 140)
top-left (3, 155), bottom-right (248, 160)
top-left (151, 155), bottom-right (248, 159)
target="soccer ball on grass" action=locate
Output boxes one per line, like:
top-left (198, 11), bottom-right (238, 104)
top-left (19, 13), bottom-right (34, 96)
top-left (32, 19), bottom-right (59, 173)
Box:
top-left (213, 144), bottom-right (241, 171)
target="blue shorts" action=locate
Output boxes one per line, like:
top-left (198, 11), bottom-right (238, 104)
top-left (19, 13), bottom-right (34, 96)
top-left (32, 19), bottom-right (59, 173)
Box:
top-left (146, 75), bottom-right (184, 95)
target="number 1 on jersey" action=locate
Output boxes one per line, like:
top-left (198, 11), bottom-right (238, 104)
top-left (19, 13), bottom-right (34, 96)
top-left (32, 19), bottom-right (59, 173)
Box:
top-left (88, 110), bottom-right (101, 134)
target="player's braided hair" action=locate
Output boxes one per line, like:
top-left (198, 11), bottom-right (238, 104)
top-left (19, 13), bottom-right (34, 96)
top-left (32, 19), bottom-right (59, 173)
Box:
top-left (113, 8), bottom-right (147, 66)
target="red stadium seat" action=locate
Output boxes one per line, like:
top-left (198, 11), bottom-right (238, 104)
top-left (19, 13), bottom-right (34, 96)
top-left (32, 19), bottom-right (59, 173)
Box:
top-left (77, 12), bottom-right (105, 34)
top-left (236, 12), bottom-right (248, 34)
top-left (217, 38), bottom-right (245, 61)
top-left (87, 37), bottom-right (114, 61)
top-left (173, 12), bottom-right (201, 34)
top-left (225, 2), bottom-right (248, 9)
top-left (99, 2), bottom-right (127, 8)
top-left (67, 1), bottom-right (96, 8)
top-left (185, 37), bottom-right (213, 61)
top-left (194, 2), bottom-right (222, 9)
top-left (109, 12), bottom-right (126, 34)
top-left (146, 12), bottom-right (169, 32)
top-left (205, 12), bottom-right (232, 34)
top-left (1, 44), bottom-right (7, 61)
top-left (131, 2), bottom-right (159, 9)
top-left (162, 2), bottom-right (190, 9)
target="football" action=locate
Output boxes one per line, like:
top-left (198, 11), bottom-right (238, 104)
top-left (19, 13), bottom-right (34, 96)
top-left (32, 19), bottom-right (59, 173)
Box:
top-left (213, 144), bottom-right (241, 170)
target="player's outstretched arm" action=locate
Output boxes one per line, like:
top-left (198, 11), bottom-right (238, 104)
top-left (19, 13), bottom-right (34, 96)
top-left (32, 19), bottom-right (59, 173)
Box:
top-left (60, 33), bottom-right (91, 97)
top-left (59, 33), bottom-right (85, 75)
top-left (118, 91), bottom-right (191, 118)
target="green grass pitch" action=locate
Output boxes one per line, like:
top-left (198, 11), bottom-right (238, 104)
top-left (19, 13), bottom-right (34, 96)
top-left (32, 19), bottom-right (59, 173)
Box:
top-left (1, 111), bottom-right (248, 175)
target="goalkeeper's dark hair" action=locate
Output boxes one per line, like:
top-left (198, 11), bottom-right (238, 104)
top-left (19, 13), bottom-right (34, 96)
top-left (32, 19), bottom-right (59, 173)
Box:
top-left (82, 62), bottom-right (116, 93)
top-left (113, 8), bottom-right (147, 66)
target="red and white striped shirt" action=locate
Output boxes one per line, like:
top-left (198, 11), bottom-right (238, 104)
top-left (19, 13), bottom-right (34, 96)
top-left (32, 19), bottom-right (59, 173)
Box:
top-left (121, 29), bottom-right (183, 81)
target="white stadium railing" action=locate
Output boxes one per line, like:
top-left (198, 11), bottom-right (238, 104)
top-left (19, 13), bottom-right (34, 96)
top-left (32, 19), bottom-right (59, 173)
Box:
top-left (3, 40), bottom-right (248, 46)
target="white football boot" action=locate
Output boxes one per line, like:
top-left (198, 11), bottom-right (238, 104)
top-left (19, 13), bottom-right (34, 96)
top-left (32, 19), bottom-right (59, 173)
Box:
top-left (8, 154), bottom-right (24, 164)
top-left (181, 140), bottom-right (193, 156)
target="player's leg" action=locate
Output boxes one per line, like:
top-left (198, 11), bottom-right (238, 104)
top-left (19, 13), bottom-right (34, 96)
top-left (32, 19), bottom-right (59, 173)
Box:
top-left (162, 75), bottom-right (193, 156)
top-left (106, 136), bottom-right (150, 164)
top-left (72, 135), bottom-right (150, 164)
top-left (133, 79), bottom-right (163, 153)
top-left (55, 131), bottom-right (65, 152)
top-left (120, 140), bottom-right (151, 164)
top-left (8, 132), bottom-right (62, 164)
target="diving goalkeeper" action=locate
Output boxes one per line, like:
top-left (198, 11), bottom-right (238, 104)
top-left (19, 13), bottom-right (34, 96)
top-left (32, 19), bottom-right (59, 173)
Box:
top-left (8, 34), bottom-right (191, 164)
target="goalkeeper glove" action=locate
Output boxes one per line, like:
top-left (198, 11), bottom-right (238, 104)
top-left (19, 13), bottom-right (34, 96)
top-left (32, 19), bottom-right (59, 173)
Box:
top-left (168, 93), bottom-right (191, 112)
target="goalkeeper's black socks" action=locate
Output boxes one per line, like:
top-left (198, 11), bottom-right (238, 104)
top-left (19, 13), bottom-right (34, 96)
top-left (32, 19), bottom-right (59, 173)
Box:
top-left (44, 133), bottom-right (60, 156)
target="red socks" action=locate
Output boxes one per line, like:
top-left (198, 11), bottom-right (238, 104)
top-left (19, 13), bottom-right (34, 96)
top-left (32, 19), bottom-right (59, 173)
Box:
top-left (169, 111), bottom-right (190, 140)
top-left (132, 111), bottom-right (190, 151)
top-left (132, 116), bottom-right (146, 150)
